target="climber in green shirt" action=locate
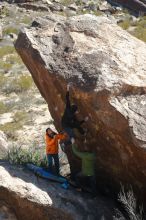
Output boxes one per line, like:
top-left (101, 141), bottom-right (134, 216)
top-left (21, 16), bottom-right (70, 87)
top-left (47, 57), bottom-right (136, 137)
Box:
top-left (71, 138), bottom-right (97, 195)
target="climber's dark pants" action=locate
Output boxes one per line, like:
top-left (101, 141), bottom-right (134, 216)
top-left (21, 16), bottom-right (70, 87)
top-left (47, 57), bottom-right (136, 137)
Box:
top-left (62, 127), bottom-right (75, 145)
top-left (75, 172), bottom-right (97, 195)
top-left (47, 154), bottom-right (59, 175)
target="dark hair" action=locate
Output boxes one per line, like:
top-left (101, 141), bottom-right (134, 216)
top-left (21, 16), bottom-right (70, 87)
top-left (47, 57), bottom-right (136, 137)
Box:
top-left (46, 127), bottom-right (52, 133)
top-left (71, 104), bottom-right (78, 113)
top-left (46, 128), bottom-right (57, 138)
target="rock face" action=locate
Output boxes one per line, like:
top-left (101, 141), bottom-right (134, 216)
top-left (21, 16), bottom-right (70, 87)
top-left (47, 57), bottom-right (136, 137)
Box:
top-left (17, 3), bottom-right (49, 11)
top-left (108, 0), bottom-right (146, 15)
top-left (0, 162), bottom-right (115, 220)
top-left (15, 14), bottom-right (146, 200)
top-left (12, 0), bottom-right (33, 3)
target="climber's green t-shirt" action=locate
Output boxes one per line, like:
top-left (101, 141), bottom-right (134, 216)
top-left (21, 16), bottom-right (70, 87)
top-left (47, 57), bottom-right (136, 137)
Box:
top-left (72, 144), bottom-right (96, 176)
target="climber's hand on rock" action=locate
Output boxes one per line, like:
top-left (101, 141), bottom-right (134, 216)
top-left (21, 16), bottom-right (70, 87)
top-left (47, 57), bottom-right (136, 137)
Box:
top-left (67, 84), bottom-right (70, 91)
top-left (84, 116), bottom-right (89, 122)
top-left (71, 138), bottom-right (75, 144)
top-left (67, 83), bottom-right (73, 91)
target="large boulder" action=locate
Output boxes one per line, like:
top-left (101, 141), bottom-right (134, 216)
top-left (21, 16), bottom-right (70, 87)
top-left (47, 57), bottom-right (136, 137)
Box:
top-left (0, 162), bottom-right (115, 220)
top-left (15, 14), bottom-right (146, 200)
top-left (107, 0), bottom-right (146, 15)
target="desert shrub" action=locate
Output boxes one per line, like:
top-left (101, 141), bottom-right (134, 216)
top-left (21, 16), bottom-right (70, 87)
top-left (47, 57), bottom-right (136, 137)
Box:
top-left (2, 81), bottom-right (21, 94)
top-left (16, 75), bottom-right (33, 92)
top-left (0, 101), bottom-right (8, 114)
top-left (113, 185), bottom-right (144, 220)
top-left (119, 16), bottom-right (146, 42)
top-left (0, 60), bottom-right (13, 71)
top-left (58, 11), bottom-right (67, 16)
top-left (131, 17), bottom-right (146, 42)
top-left (3, 26), bottom-right (19, 35)
top-left (0, 6), bottom-right (9, 17)
top-left (0, 54), bottom-right (22, 72)
top-left (0, 74), bottom-right (7, 86)
top-left (0, 100), bottom-right (15, 115)
top-left (61, 0), bottom-right (73, 6)
top-left (122, 9), bottom-right (130, 15)
top-left (2, 75), bottom-right (33, 94)
top-left (7, 145), bottom-right (47, 167)
top-left (6, 54), bottom-right (22, 65)
top-left (118, 19), bottom-right (131, 30)
top-left (0, 46), bottom-right (15, 58)
top-left (0, 111), bottom-right (28, 133)
top-left (93, 10), bottom-right (103, 16)
top-left (75, 0), bottom-right (83, 6)
top-left (19, 16), bottom-right (32, 25)
top-left (0, 121), bottom-right (23, 133)
top-left (136, 16), bottom-right (146, 27)
top-left (132, 27), bottom-right (146, 42)
top-left (13, 111), bottom-right (28, 123)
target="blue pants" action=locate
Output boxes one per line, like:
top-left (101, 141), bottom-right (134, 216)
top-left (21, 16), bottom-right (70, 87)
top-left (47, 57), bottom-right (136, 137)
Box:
top-left (47, 154), bottom-right (59, 175)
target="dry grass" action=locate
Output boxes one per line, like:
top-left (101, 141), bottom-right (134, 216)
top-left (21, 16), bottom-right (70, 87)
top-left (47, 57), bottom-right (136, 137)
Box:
top-left (113, 185), bottom-right (144, 220)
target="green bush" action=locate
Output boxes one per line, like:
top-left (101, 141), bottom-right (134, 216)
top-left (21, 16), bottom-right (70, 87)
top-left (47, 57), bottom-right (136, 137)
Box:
top-left (0, 60), bottom-right (13, 71)
top-left (6, 54), bottom-right (22, 65)
top-left (0, 6), bottom-right (9, 17)
top-left (13, 111), bottom-right (28, 123)
top-left (93, 10), bottom-right (103, 16)
top-left (3, 27), bottom-right (19, 35)
top-left (16, 75), bottom-right (33, 92)
top-left (0, 54), bottom-right (22, 72)
top-left (131, 16), bottom-right (146, 42)
top-left (119, 16), bottom-right (146, 42)
top-left (75, 0), bottom-right (83, 6)
top-left (132, 27), bottom-right (146, 42)
top-left (0, 101), bottom-right (8, 114)
top-left (20, 16), bottom-right (32, 25)
top-left (2, 75), bottom-right (33, 94)
top-left (0, 46), bottom-right (15, 58)
top-left (61, 0), bottom-right (73, 6)
top-left (0, 121), bottom-right (23, 133)
top-left (0, 111), bottom-right (28, 133)
top-left (0, 101), bottom-right (15, 115)
top-left (118, 19), bottom-right (131, 30)
top-left (0, 74), bottom-right (7, 87)
top-left (7, 145), bottom-right (47, 167)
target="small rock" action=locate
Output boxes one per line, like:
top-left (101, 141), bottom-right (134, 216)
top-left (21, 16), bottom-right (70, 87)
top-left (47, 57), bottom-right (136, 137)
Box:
top-left (65, 9), bottom-right (77, 16)
top-left (99, 2), bottom-right (115, 13)
top-left (68, 3), bottom-right (78, 11)
top-left (0, 113), bottom-right (13, 125)
top-left (42, 0), bottom-right (53, 5)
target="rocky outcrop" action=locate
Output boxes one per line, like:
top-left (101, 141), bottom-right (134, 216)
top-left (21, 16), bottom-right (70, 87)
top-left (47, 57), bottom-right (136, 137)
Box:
top-left (107, 0), bottom-right (146, 15)
top-left (17, 3), bottom-right (49, 11)
top-left (0, 162), bottom-right (115, 220)
top-left (15, 14), bottom-right (146, 201)
top-left (11, 0), bottom-right (33, 3)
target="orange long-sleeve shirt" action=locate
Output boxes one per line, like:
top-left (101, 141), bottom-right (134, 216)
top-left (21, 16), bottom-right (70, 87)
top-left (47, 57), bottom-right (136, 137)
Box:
top-left (45, 133), bottom-right (67, 154)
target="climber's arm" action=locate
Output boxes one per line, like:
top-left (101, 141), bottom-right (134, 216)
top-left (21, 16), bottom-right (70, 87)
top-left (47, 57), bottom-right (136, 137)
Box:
top-left (72, 143), bottom-right (84, 159)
